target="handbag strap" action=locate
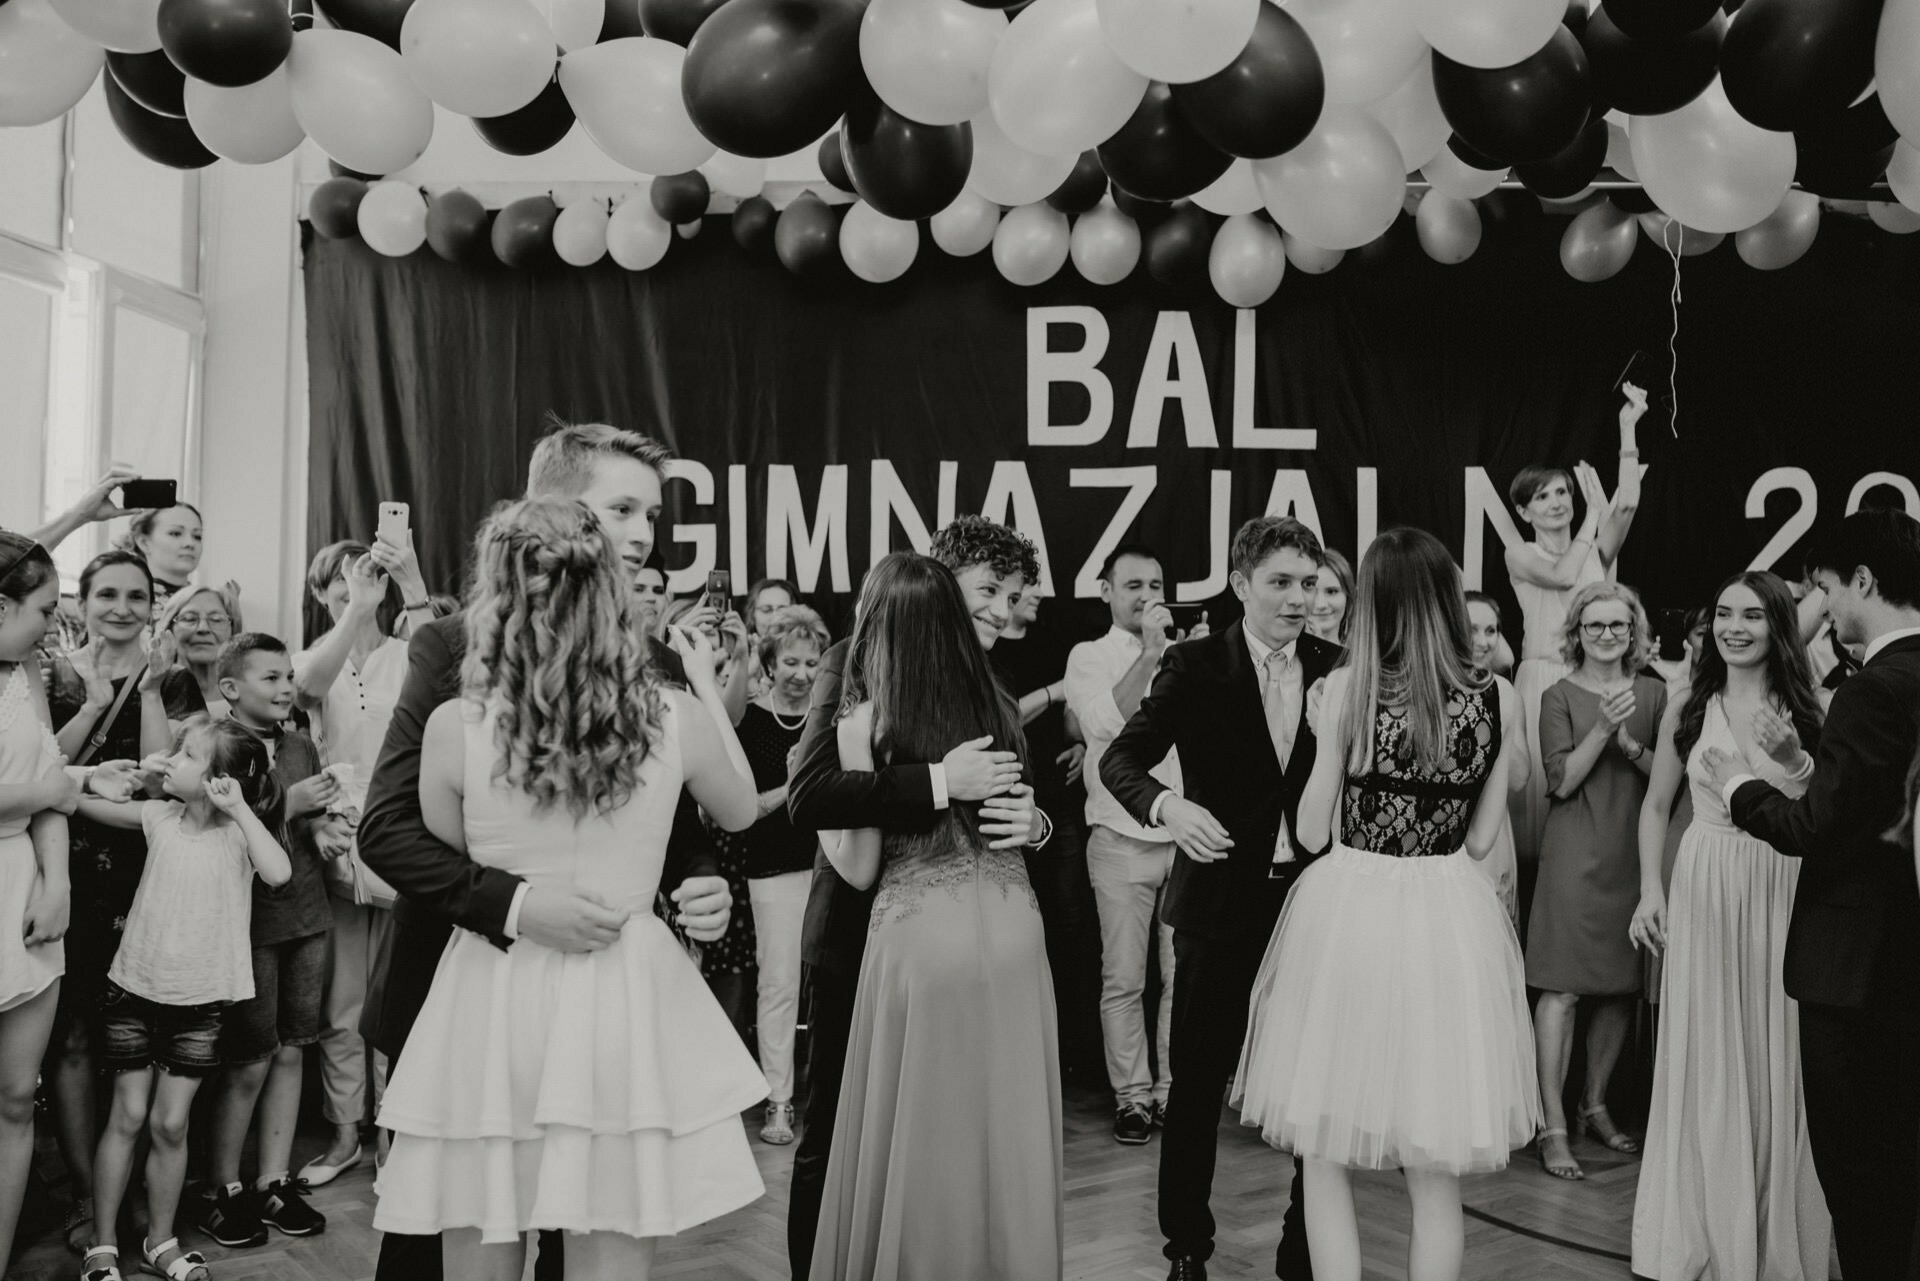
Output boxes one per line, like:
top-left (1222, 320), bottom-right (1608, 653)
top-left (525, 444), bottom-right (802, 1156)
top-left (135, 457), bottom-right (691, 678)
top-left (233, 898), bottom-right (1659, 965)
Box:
top-left (76, 664), bottom-right (144, 766)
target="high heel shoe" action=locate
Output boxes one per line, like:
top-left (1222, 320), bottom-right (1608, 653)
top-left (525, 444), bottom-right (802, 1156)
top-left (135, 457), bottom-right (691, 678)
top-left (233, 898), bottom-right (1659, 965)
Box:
top-left (1577, 1104), bottom-right (1640, 1154)
top-left (1537, 1128), bottom-right (1584, 1181)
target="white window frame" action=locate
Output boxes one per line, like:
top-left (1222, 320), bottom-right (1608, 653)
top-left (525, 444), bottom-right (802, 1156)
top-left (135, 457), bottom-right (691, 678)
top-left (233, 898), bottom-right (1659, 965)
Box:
top-left (93, 265), bottom-right (207, 507)
top-left (0, 231), bottom-right (69, 529)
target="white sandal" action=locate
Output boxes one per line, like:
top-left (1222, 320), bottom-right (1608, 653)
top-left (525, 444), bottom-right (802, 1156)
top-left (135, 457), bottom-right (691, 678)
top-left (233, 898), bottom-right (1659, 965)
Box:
top-left (140, 1237), bottom-right (209, 1281)
top-left (80, 1245), bottom-right (121, 1281)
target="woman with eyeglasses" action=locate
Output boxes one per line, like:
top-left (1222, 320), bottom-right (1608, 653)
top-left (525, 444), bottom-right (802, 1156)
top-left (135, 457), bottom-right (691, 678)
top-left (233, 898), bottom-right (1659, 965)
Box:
top-left (146, 586), bottom-right (240, 743)
top-left (1525, 581), bottom-right (1666, 1182)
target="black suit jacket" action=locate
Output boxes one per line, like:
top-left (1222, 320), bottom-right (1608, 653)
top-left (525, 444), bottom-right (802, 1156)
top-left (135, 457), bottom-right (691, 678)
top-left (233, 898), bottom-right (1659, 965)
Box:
top-left (1101, 622), bottom-right (1343, 940)
top-left (1730, 633), bottom-right (1920, 1011)
top-left (357, 613), bottom-right (717, 1058)
top-left (787, 638), bottom-right (939, 977)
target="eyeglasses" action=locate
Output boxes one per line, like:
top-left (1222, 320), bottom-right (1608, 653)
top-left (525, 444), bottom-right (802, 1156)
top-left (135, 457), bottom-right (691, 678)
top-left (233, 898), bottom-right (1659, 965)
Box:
top-left (1581, 620), bottom-right (1632, 639)
top-left (173, 613), bottom-right (230, 630)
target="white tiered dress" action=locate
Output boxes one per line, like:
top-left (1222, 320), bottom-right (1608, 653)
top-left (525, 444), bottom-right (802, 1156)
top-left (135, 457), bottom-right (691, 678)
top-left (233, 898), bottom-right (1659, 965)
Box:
top-left (373, 697), bottom-right (767, 1244)
top-left (0, 663), bottom-right (64, 1012)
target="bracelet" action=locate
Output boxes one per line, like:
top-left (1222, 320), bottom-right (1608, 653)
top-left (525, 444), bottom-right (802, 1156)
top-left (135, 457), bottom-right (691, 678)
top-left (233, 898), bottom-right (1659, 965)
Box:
top-left (402, 599), bottom-right (431, 611)
top-left (1619, 449), bottom-right (1639, 458)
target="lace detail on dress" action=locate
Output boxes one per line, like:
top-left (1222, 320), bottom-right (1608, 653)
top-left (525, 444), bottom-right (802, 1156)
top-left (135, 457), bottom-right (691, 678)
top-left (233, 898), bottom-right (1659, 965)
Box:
top-left (869, 819), bottom-right (1038, 931)
top-left (0, 664), bottom-right (61, 769)
top-left (1341, 686), bottom-right (1499, 859)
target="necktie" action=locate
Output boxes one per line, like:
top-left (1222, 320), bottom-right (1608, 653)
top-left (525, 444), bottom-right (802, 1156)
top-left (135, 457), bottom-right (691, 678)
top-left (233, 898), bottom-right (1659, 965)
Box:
top-left (1263, 647), bottom-right (1298, 771)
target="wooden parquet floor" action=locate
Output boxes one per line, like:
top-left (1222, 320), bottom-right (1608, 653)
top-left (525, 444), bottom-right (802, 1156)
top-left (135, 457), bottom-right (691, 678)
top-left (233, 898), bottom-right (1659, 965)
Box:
top-left (8, 1083), bottom-right (1639, 1280)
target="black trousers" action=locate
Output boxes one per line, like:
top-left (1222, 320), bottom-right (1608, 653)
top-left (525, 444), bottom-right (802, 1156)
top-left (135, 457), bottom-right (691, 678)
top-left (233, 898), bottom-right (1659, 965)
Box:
top-left (1160, 926), bottom-right (1312, 1279)
top-left (786, 961), bottom-right (861, 1281)
top-left (1024, 822), bottom-right (1104, 1079)
top-left (1798, 1002), bottom-right (1920, 1281)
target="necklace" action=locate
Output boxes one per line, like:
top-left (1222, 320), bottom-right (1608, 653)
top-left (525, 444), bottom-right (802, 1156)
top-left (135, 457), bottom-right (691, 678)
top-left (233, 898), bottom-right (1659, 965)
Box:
top-left (770, 703), bottom-right (807, 730)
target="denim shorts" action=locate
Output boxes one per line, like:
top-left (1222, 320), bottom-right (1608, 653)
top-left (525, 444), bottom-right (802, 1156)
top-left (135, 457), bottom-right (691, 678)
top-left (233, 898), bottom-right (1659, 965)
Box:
top-left (220, 931), bottom-right (329, 1065)
top-left (100, 982), bottom-right (227, 1078)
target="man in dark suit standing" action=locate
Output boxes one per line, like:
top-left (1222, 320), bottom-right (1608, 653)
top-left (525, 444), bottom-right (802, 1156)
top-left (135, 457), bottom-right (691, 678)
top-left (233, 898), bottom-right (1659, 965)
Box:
top-left (356, 422), bottom-right (734, 1281)
top-left (1705, 509), bottom-right (1920, 1281)
top-left (783, 517), bottom-right (1045, 1278)
top-left (1102, 516), bottom-right (1336, 1281)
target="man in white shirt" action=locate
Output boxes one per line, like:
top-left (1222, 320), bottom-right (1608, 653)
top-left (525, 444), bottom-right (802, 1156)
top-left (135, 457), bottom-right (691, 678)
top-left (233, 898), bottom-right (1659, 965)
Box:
top-left (1066, 544), bottom-right (1204, 1145)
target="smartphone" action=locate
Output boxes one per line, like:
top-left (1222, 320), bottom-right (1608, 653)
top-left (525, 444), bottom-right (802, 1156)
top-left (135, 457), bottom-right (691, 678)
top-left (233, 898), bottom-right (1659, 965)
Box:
top-left (1654, 608), bottom-right (1689, 663)
top-left (704, 569), bottom-right (732, 613)
top-left (377, 501), bottom-right (410, 544)
top-left (118, 478), bottom-right (177, 510)
top-left (1164, 603), bottom-right (1205, 639)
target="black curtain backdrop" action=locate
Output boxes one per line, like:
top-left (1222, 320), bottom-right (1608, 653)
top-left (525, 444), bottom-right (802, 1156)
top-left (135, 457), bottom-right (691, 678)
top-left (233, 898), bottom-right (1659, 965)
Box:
top-left (303, 211), bottom-right (1920, 657)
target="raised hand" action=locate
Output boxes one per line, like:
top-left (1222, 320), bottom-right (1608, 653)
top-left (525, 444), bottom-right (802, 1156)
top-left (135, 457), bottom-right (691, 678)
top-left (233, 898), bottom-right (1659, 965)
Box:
top-left (88, 759), bottom-right (141, 803)
top-left (1161, 795), bottom-right (1234, 864)
top-left (140, 633), bottom-right (179, 693)
top-left (667, 622), bottom-right (721, 685)
top-left (1751, 705), bottom-right (1803, 765)
top-left (286, 771), bottom-right (343, 818)
top-left (346, 552), bottom-right (389, 610)
top-left (69, 649), bottom-right (115, 711)
top-left (81, 466), bottom-right (142, 522)
top-left (204, 775), bottom-right (249, 817)
top-left (941, 735), bottom-right (1022, 801)
top-left (1620, 381), bottom-right (1650, 427)
top-left (719, 609), bottom-right (750, 659)
top-left (1140, 603), bottom-right (1174, 653)
top-left (1598, 687), bottom-right (1636, 729)
top-left (369, 529), bottom-right (427, 602)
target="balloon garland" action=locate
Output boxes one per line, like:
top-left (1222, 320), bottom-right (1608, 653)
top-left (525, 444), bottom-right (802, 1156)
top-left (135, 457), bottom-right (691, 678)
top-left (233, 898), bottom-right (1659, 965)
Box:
top-left (5, 0), bottom-right (1919, 302)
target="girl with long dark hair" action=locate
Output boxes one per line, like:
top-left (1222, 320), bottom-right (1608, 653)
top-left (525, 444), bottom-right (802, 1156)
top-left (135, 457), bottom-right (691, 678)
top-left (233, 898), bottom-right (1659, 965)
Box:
top-left (1629, 572), bottom-right (1830, 1279)
top-left (811, 553), bottom-right (1063, 1280)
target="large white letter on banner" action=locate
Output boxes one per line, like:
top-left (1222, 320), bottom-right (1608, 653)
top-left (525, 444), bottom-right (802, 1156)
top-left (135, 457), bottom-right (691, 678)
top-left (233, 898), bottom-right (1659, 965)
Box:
top-left (1463, 467), bottom-right (1526, 590)
top-left (1028, 306), bottom-right (1114, 447)
top-left (1126, 311), bottom-right (1219, 449)
top-left (870, 460), bottom-right (959, 566)
top-left (1069, 466), bottom-right (1158, 598)
top-left (1177, 470), bottom-right (1232, 602)
top-left (767, 464), bottom-right (851, 592)
top-left (662, 459), bottom-right (715, 594)
top-left (1263, 470), bottom-right (1324, 541)
top-left (981, 461), bottom-right (1055, 593)
top-left (1231, 309), bottom-right (1314, 449)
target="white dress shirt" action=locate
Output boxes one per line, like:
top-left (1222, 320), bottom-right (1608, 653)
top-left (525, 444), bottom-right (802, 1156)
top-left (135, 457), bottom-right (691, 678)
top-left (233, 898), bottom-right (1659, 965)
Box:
top-left (1066, 626), bottom-right (1180, 841)
top-left (1243, 628), bottom-right (1302, 863)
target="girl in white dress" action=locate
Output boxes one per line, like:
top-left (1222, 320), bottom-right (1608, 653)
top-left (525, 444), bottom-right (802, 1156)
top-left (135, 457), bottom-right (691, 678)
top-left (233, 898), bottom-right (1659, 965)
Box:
top-left (373, 498), bottom-right (768, 1280)
top-left (1505, 384), bottom-right (1649, 875)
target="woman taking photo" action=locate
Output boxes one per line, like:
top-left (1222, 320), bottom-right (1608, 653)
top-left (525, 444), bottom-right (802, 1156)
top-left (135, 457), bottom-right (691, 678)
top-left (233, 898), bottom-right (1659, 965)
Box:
top-left (42, 551), bottom-right (169, 1250)
top-left (738, 606), bottom-right (830, 1146)
top-left (1629, 572), bottom-right (1829, 1280)
top-left (1526, 581), bottom-right (1665, 1181)
top-left (1234, 528), bottom-right (1535, 1281)
top-left (1506, 385), bottom-right (1649, 872)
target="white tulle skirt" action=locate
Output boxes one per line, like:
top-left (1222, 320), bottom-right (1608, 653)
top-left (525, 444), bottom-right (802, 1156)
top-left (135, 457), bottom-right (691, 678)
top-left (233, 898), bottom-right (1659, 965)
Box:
top-left (1233, 845), bottom-right (1541, 1174)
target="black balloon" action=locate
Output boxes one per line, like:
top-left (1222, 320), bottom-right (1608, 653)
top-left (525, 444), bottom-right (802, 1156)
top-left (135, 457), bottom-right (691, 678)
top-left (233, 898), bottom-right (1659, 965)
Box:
top-left (425, 189), bottom-right (493, 264)
top-left (1446, 134), bottom-right (1504, 170)
top-left (158, 0), bottom-right (291, 87)
top-left (638, 0), bottom-right (727, 44)
top-left (1602, 0), bottom-right (1720, 39)
top-left (600, 0), bottom-right (643, 38)
top-left (651, 171), bottom-right (711, 224)
top-left (309, 177), bottom-right (369, 239)
top-left (1720, 0), bottom-right (1881, 133)
top-left (1582, 5), bottom-right (1722, 116)
top-left (1517, 117), bottom-right (1607, 197)
top-left (1798, 92), bottom-right (1900, 154)
top-left (329, 159), bottom-right (382, 181)
top-left (683, 0), bottom-right (867, 159)
top-left (1099, 83), bottom-right (1233, 202)
top-left (107, 50), bottom-right (187, 117)
top-left (1046, 152), bottom-right (1108, 214)
top-left (1434, 27), bottom-right (1591, 166)
top-left (315, 0), bottom-right (413, 48)
top-left (103, 73), bottom-right (217, 169)
top-left (1170, 3), bottom-right (1323, 160)
top-left (818, 131), bottom-right (855, 193)
top-left (1355, 213), bottom-right (1413, 268)
top-left (493, 195), bottom-right (559, 269)
top-left (1112, 188), bottom-right (1172, 224)
top-left (774, 193), bottom-right (840, 276)
top-left (840, 93), bottom-right (972, 220)
top-left (958, 0), bottom-right (1023, 7)
top-left (732, 195), bottom-right (778, 256)
top-left (1794, 140), bottom-right (1893, 197)
top-left (1477, 188), bottom-right (1545, 234)
top-left (1143, 203), bottom-right (1212, 293)
top-left (473, 77), bottom-right (575, 155)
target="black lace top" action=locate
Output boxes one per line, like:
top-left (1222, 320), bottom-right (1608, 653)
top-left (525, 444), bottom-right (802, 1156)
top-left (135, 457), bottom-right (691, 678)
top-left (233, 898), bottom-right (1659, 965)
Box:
top-left (1340, 685), bottom-right (1500, 859)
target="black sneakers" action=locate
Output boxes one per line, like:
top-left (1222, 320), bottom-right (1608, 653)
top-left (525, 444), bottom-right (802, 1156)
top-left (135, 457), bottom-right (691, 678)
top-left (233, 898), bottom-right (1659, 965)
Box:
top-left (200, 1184), bottom-right (267, 1248)
top-left (1114, 1103), bottom-right (1154, 1145)
top-left (259, 1178), bottom-right (327, 1236)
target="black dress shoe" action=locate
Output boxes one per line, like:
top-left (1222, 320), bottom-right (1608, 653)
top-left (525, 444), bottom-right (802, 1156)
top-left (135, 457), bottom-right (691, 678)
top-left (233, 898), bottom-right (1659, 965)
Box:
top-left (1167, 1257), bottom-right (1207, 1281)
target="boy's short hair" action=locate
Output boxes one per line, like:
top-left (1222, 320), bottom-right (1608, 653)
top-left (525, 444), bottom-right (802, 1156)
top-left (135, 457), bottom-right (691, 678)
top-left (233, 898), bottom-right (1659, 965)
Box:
top-left (217, 633), bottom-right (290, 685)
top-left (929, 515), bottom-right (1041, 585)
top-left (1803, 509), bottom-right (1920, 609)
top-left (1230, 516), bottom-right (1323, 578)
top-left (525, 417), bottom-right (675, 499)
top-left (1100, 542), bottom-right (1163, 582)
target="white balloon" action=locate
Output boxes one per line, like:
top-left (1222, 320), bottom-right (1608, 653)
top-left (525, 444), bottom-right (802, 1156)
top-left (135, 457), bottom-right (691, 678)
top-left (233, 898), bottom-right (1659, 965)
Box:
top-left (1412, 0), bottom-right (1564, 70)
top-left (47, 0), bottom-right (159, 53)
top-left (1193, 159), bottom-right (1264, 215)
top-left (967, 111), bottom-right (1079, 205)
top-left (607, 197), bottom-right (672, 269)
top-left (1254, 108), bottom-right (1406, 250)
top-left (841, 201), bottom-right (921, 282)
top-left (553, 198), bottom-right (610, 265)
top-left (1877, 0), bottom-right (1920, 146)
top-left (677, 220), bottom-right (702, 240)
top-left (1096, 0), bottom-right (1261, 84)
top-left (989, 0), bottom-right (1148, 156)
top-left (701, 151), bottom-right (768, 200)
top-left (1421, 146), bottom-right (1507, 199)
top-left (1890, 140), bottom-right (1920, 213)
top-left (1367, 52), bottom-right (1449, 171)
top-left (185, 66), bottom-right (305, 164)
top-left (861, 0), bottom-right (1006, 127)
top-left (1289, 0), bottom-right (1427, 106)
top-left (993, 201), bottom-right (1071, 284)
top-left (1413, 188), bottom-right (1481, 263)
top-left (1208, 213), bottom-right (1285, 306)
top-left (1604, 120), bottom-right (1637, 181)
top-left (0, 0), bottom-right (104, 127)
top-left (1629, 78), bottom-right (1797, 234)
top-left (358, 180), bottom-right (429, 256)
top-left (401, 0), bottom-right (556, 118)
top-left (1869, 202), bottom-right (1920, 234)
top-left (1283, 230), bottom-right (1345, 273)
top-left (931, 189), bottom-right (1002, 254)
top-left (533, 0), bottom-right (607, 51)
top-left (560, 38), bottom-right (715, 175)
top-left (289, 30), bottom-right (435, 176)
top-left (1069, 199), bottom-right (1141, 282)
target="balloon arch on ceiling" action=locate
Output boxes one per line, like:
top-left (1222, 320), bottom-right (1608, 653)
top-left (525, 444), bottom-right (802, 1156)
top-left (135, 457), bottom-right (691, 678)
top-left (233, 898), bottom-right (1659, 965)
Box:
top-left (5, 0), bottom-right (1920, 301)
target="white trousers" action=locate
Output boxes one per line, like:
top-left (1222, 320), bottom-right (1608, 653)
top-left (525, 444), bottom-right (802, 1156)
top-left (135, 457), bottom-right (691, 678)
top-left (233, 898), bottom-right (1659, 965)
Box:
top-left (748, 871), bottom-right (810, 1105)
top-left (1086, 826), bottom-right (1176, 1109)
top-left (317, 894), bottom-right (391, 1127)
